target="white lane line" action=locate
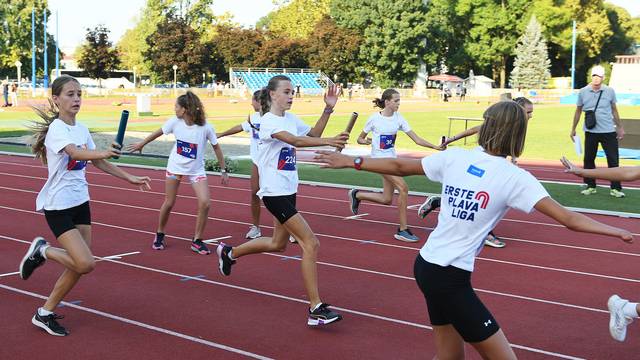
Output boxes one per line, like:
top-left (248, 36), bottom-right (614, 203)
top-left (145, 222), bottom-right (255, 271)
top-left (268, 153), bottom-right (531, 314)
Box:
top-left (203, 235), bottom-right (231, 244)
top-left (102, 251), bottom-right (141, 260)
top-left (1, 203), bottom-right (639, 284)
top-left (0, 284), bottom-right (273, 360)
top-left (1, 234), bottom-right (585, 360)
top-left (0, 271), bottom-right (19, 278)
top-left (344, 213), bottom-right (369, 220)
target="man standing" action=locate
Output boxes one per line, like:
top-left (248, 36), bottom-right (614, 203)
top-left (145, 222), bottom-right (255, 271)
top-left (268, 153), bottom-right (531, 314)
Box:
top-left (570, 65), bottom-right (625, 197)
top-left (2, 80), bottom-right (9, 107)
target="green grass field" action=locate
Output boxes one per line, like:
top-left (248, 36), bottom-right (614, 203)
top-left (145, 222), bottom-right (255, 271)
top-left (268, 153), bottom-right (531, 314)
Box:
top-left (2, 95), bottom-right (640, 164)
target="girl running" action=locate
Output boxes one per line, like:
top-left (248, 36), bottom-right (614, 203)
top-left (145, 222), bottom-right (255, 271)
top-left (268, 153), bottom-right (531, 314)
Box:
top-left (216, 75), bottom-right (347, 326)
top-left (216, 89), bottom-right (264, 239)
top-left (315, 101), bottom-right (632, 358)
top-left (128, 91), bottom-right (228, 254)
top-left (19, 75), bottom-right (151, 336)
top-left (561, 156), bottom-right (639, 342)
top-left (348, 88), bottom-right (442, 243)
top-left (419, 97), bottom-right (535, 248)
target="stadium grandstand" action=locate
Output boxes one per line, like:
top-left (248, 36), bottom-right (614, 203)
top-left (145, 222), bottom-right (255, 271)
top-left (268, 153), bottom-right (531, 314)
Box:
top-left (230, 68), bottom-right (334, 95)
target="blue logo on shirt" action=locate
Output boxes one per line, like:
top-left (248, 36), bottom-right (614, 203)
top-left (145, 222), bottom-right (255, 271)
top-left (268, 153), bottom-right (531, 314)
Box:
top-left (379, 134), bottom-right (396, 149)
top-left (467, 165), bottom-right (485, 178)
top-left (176, 140), bottom-right (197, 159)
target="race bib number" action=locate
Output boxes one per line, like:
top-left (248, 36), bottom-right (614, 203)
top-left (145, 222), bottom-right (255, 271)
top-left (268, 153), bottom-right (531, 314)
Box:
top-left (251, 123), bottom-right (260, 140)
top-left (277, 147), bottom-right (296, 171)
top-left (379, 134), bottom-right (396, 150)
top-left (176, 140), bottom-right (198, 159)
top-left (67, 145), bottom-right (87, 171)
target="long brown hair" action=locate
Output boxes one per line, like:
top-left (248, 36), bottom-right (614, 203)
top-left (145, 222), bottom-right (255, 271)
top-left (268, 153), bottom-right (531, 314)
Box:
top-left (30, 75), bottom-right (80, 164)
top-left (259, 75), bottom-right (291, 115)
top-left (478, 101), bottom-right (528, 158)
top-left (176, 91), bottom-right (206, 125)
top-left (372, 88), bottom-right (399, 109)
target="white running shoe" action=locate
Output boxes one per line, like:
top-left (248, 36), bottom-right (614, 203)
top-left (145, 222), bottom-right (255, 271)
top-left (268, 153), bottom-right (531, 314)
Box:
top-left (608, 294), bottom-right (634, 342)
top-left (245, 225), bottom-right (261, 239)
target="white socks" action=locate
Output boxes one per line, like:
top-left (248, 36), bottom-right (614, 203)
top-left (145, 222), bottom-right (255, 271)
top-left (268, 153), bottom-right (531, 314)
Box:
top-left (38, 307), bottom-right (53, 316)
top-left (623, 302), bottom-right (639, 318)
top-left (39, 244), bottom-right (49, 259)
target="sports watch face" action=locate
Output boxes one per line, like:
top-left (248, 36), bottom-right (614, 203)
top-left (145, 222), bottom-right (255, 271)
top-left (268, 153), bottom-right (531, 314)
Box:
top-left (354, 156), bottom-right (363, 169)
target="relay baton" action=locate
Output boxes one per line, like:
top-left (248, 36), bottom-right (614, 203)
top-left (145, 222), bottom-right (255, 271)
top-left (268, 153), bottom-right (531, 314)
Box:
top-left (336, 112), bottom-right (359, 153)
top-left (112, 110), bottom-right (130, 159)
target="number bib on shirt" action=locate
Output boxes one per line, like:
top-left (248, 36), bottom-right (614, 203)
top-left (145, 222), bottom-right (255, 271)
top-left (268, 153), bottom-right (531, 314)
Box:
top-left (251, 123), bottom-right (260, 139)
top-left (176, 140), bottom-right (198, 159)
top-left (67, 145), bottom-right (88, 170)
top-left (379, 134), bottom-right (396, 150)
top-left (277, 147), bottom-right (296, 171)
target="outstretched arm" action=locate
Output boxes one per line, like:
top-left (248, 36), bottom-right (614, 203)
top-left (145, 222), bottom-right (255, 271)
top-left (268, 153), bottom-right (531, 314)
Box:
top-left (308, 85), bottom-right (341, 137)
top-left (534, 197), bottom-right (632, 242)
top-left (444, 125), bottom-right (481, 146)
top-left (273, 131), bottom-right (348, 150)
top-left (314, 150), bottom-right (425, 176)
top-left (405, 130), bottom-right (442, 150)
top-left (126, 128), bottom-right (164, 153)
top-left (217, 124), bottom-right (244, 138)
top-left (561, 156), bottom-right (640, 181)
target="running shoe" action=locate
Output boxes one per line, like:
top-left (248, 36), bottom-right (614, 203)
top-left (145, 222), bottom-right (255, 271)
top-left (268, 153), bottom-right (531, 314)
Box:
top-left (348, 189), bottom-right (360, 215)
top-left (580, 187), bottom-right (597, 195)
top-left (394, 228), bottom-right (419, 243)
top-left (610, 189), bottom-right (625, 198)
top-left (152, 232), bottom-right (165, 250)
top-left (246, 225), bottom-right (261, 239)
top-left (484, 231), bottom-right (506, 248)
top-left (20, 237), bottom-right (48, 280)
top-left (418, 196), bottom-right (441, 219)
top-left (191, 239), bottom-right (211, 255)
top-left (32, 311), bottom-right (69, 336)
top-left (216, 243), bottom-right (236, 276)
top-left (608, 295), bottom-right (634, 342)
top-left (308, 303), bottom-right (342, 326)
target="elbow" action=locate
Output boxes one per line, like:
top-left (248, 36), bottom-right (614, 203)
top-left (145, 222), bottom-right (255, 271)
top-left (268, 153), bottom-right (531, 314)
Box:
top-left (563, 213), bottom-right (582, 232)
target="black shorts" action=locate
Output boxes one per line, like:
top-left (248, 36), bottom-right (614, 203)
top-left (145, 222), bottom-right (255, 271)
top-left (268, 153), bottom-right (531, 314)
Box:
top-left (44, 201), bottom-right (92, 238)
top-left (413, 255), bottom-right (500, 343)
top-left (262, 194), bottom-right (298, 224)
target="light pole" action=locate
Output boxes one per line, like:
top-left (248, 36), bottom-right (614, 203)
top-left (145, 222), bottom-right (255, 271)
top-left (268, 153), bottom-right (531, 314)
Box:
top-left (172, 65), bottom-right (178, 93)
top-left (15, 60), bottom-right (22, 83)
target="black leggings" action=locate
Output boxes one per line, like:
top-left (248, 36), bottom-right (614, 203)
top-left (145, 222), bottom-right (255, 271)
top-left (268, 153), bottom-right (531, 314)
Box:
top-left (583, 131), bottom-right (621, 190)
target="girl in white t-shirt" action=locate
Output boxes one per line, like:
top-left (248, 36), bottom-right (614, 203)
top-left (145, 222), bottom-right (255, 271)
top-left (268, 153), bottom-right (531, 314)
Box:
top-left (216, 75), bottom-right (347, 326)
top-left (216, 89), bottom-right (264, 240)
top-left (349, 88), bottom-right (442, 243)
top-left (561, 157), bottom-right (640, 342)
top-left (315, 101), bottom-right (632, 359)
top-left (128, 91), bottom-right (229, 254)
top-left (19, 75), bottom-right (151, 336)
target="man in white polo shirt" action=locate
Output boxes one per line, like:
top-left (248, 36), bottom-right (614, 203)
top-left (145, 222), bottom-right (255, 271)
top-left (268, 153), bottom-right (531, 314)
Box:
top-left (570, 65), bottom-right (625, 198)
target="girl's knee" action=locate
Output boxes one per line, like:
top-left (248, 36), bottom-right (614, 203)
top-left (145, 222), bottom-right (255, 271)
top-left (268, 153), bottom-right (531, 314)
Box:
top-left (381, 196), bottom-right (393, 205)
top-left (76, 258), bottom-right (95, 274)
top-left (198, 199), bottom-right (210, 211)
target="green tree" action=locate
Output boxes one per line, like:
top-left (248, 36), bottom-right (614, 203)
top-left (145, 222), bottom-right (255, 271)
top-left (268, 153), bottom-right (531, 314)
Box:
top-left (209, 25), bottom-right (264, 80)
top-left (267, 0), bottom-right (330, 39)
top-left (510, 16), bottom-right (551, 89)
top-left (144, 15), bottom-right (211, 85)
top-left (0, 0), bottom-right (59, 80)
top-left (330, 0), bottom-right (428, 87)
top-left (455, 0), bottom-right (531, 88)
top-left (305, 16), bottom-right (362, 83)
top-left (254, 37), bottom-right (309, 68)
top-left (77, 25), bottom-right (120, 88)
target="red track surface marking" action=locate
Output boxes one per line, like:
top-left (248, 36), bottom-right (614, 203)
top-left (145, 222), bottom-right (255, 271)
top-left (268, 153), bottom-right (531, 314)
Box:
top-left (1, 154), bottom-right (638, 359)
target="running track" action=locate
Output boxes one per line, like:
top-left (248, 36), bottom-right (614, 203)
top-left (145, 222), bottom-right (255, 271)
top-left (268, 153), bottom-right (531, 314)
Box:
top-left (0, 153), bottom-right (638, 359)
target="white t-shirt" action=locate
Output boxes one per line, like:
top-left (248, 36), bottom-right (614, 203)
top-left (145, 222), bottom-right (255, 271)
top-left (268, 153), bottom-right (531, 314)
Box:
top-left (162, 117), bottom-right (218, 175)
top-left (36, 119), bottom-right (96, 211)
top-left (362, 112), bottom-right (411, 158)
top-left (420, 147), bottom-right (549, 272)
top-left (256, 111), bottom-right (311, 198)
top-left (240, 112), bottom-right (261, 164)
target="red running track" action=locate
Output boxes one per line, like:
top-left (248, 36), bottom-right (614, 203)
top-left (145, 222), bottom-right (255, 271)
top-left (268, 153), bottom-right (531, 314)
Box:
top-left (0, 153), bottom-right (638, 359)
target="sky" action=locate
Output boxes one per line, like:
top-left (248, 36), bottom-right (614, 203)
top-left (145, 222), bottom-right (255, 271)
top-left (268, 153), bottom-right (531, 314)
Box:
top-left (47, 0), bottom-right (278, 52)
top-left (47, 0), bottom-right (639, 53)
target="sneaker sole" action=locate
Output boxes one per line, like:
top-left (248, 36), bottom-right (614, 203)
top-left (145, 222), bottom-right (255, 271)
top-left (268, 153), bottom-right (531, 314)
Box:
top-left (246, 233), bottom-right (261, 239)
top-left (20, 237), bottom-right (45, 280)
top-left (607, 295), bottom-right (626, 342)
top-left (31, 315), bottom-right (67, 336)
top-left (417, 203), bottom-right (430, 219)
top-left (191, 246), bottom-right (210, 255)
top-left (348, 189), bottom-right (359, 215)
top-left (484, 240), bottom-right (506, 248)
top-left (216, 245), bottom-right (229, 276)
top-left (307, 315), bottom-right (343, 326)
top-left (393, 234), bottom-right (419, 243)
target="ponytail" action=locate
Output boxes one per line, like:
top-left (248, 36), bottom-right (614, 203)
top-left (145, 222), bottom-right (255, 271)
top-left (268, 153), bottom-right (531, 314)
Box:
top-left (372, 88), bottom-right (400, 109)
top-left (177, 90), bottom-right (206, 125)
top-left (260, 75), bottom-right (291, 115)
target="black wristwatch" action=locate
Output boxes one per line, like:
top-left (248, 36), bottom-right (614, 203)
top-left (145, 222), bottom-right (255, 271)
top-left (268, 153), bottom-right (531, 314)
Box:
top-left (354, 156), bottom-right (363, 170)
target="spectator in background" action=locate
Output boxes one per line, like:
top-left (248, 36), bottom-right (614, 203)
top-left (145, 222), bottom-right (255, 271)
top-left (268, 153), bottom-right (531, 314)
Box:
top-left (10, 82), bottom-right (18, 107)
top-left (296, 83), bottom-right (301, 98)
top-left (570, 65), bottom-right (625, 198)
top-left (2, 80), bottom-right (9, 107)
